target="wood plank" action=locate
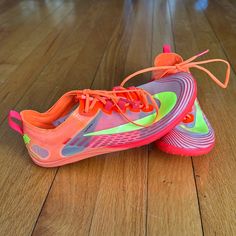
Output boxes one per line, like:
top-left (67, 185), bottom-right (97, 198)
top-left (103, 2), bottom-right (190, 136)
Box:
top-left (0, 1), bottom-right (235, 236)
top-left (5, 4), bottom-right (73, 65)
top-left (148, 153), bottom-right (203, 236)
top-left (33, 0), bottom-right (152, 235)
top-left (0, 1), bottom-right (90, 122)
top-left (0, 1), bottom-right (63, 59)
top-left (0, 0), bottom-right (130, 235)
top-left (0, 1), bottom-right (70, 83)
top-left (147, 1), bottom-right (203, 235)
top-left (204, 0), bottom-right (236, 72)
top-left (0, 1), bottom-right (55, 26)
top-left (0, 0), bottom-right (20, 15)
top-left (0, 2), bottom-right (52, 46)
top-left (0, 1), bottom-right (22, 25)
top-left (152, 0), bottom-right (174, 54)
top-left (0, 2), bottom-right (41, 45)
top-left (0, 0), bottom-right (118, 235)
top-left (89, 149), bottom-right (148, 236)
top-left (88, 0), bottom-right (153, 235)
top-left (170, 0), bottom-right (236, 235)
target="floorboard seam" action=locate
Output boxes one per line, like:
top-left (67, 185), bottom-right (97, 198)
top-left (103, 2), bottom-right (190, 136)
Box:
top-left (167, 0), bottom-right (176, 51)
top-left (145, 147), bottom-right (150, 236)
top-left (191, 157), bottom-right (205, 236)
top-left (203, 8), bottom-right (236, 76)
top-left (31, 168), bottom-right (59, 235)
top-left (0, 7), bottom-right (75, 128)
top-left (87, 3), bottom-right (136, 235)
top-left (168, 1), bottom-right (204, 234)
top-left (88, 7), bottom-right (133, 235)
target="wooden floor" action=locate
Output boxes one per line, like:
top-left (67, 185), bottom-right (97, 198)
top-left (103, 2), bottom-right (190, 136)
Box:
top-left (0, 0), bottom-right (235, 235)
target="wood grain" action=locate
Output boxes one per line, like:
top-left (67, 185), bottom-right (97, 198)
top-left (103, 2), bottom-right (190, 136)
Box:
top-left (33, 0), bottom-right (150, 235)
top-left (170, 0), bottom-right (236, 235)
top-left (0, 1), bottom-right (63, 60)
top-left (0, 0), bottom-right (235, 235)
top-left (147, 1), bottom-right (203, 236)
top-left (90, 0), bottom-right (153, 234)
top-left (0, 0), bottom-right (119, 235)
top-left (0, 2), bottom-right (74, 122)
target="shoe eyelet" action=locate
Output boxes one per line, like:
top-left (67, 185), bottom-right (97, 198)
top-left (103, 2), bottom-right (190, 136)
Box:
top-left (183, 113), bottom-right (194, 123)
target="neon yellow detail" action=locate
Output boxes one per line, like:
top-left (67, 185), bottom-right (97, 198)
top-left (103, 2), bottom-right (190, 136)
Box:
top-left (84, 91), bottom-right (177, 136)
top-left (180, 101), bottom-right (209, 134)
top-left (23, 134), bottom-right (31, 144)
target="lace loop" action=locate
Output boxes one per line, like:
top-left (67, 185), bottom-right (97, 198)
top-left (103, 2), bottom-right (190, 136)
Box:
top-left (120, 50), bottom-right (230, 89)
top-left (74, 87), bottom-right (159, 127)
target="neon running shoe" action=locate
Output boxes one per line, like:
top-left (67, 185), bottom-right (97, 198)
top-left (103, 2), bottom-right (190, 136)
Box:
top-left (149, 44), bottom-right (230, 156)
top-left (9, 77), bottom-right (196, 167)
top-left (119, 45), bottom-right (230, 156)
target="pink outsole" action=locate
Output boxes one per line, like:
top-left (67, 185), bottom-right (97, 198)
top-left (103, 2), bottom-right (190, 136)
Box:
top-left (30, 78), bottom-right (197, 168)
top-left (155, 140), bottom-right (215, 157)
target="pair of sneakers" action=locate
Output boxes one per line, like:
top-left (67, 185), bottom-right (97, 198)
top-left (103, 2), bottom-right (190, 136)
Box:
top-left (9, 45), bottom-right (230, 167)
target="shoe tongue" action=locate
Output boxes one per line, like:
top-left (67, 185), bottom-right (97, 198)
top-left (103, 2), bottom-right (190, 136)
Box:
top-left (153, 52), bottom-right (185, 79)
top-left (154, 52), bottom-right (183, 66)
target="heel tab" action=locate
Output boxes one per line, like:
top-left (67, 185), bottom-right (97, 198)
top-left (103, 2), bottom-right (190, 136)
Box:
top-left (163, 44), bottom-right (172, 53)
top-left (8, 110), bottom-right (23, 135)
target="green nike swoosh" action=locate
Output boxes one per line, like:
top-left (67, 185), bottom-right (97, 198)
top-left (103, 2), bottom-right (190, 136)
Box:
top-left (83, 91), bottom-right (177, 137)
top-left (179, 100), bottom-right (209, 134)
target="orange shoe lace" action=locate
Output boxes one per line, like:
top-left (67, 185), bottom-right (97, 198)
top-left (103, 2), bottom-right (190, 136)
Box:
top-left (73, 87), bottom-right (159, 127)
top-left (120, 50), bottom-right (230, 88)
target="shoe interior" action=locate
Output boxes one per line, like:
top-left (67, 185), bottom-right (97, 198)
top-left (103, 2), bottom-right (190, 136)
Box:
top-left (21, 95), bottom-right (79, 129)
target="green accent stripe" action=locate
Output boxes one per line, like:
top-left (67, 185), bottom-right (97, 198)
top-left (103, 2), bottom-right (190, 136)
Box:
top-left (84, 91), bottom-right (177, 137)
